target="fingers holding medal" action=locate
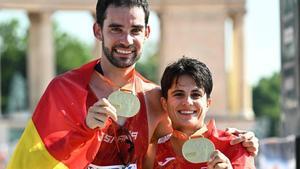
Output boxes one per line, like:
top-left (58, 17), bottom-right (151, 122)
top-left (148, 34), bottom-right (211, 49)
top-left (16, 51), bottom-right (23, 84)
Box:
top-left (207, 150), bottom-right (232, 169)
top-left (85, 90), bottom-right (140, 129)
top-left (86, 98), bottom-right (118, 129)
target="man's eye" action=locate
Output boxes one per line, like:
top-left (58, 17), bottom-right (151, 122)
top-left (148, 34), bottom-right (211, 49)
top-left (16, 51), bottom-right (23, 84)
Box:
top-left (131, 28), bottom-right (142, 35)
top-left (111, 27), bottom-right (122, 33)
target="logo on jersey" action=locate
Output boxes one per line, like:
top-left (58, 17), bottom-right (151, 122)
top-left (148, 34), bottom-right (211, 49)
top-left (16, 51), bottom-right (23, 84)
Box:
top-left (88, 163), bottom-right (137, 169)
top-left (98, 131), bottom-right (138, 143)
top-left (158, 157), bottom-right (176, 166)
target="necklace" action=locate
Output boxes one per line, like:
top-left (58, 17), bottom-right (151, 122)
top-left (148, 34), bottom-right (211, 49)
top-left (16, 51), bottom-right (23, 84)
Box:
top-left (94, 63), bottom-right (140, 117)
top-left (172, 125), bottom-right (208, 140)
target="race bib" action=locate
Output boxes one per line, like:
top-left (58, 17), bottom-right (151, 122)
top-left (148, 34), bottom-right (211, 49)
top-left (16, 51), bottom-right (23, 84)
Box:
top-left (87, 163), bottom-right (137, 169)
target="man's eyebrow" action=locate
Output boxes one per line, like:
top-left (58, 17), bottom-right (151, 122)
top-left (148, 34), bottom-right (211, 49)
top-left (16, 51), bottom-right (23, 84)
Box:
top-left (132, 25), bottom-right (144, 29)
top-left (108, 23), bottom-right (123, 28)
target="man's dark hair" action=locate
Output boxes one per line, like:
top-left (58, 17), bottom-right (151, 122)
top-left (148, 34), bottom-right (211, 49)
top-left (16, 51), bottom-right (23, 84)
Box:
top-left (161, 57), bottom-right (213, 99)
top-left (96, 0), bottom-right (150, 28)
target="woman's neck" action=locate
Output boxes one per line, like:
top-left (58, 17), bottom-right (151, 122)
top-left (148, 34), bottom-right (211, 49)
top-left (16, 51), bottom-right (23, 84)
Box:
top-left (171, 125), bottom-right (208, 156)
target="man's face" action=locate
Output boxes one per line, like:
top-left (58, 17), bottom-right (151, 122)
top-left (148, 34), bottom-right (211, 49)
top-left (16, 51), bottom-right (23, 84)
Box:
top-left (98, 6), bottom-right (149, 68)
top-left (161, 75), bottom-right (211, 133)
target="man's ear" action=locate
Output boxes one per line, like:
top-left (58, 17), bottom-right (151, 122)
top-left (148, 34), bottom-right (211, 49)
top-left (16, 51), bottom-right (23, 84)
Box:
top-left (160, 97), bottom-right (168, 112)
top-left (145, 25), bottom-right (150, 39)
top-left (93, 23), bottom-right (103, 41)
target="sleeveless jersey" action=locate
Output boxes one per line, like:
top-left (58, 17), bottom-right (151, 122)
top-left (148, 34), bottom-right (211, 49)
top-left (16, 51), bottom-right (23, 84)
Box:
top-left (154, 120), bottom-right (255, 169)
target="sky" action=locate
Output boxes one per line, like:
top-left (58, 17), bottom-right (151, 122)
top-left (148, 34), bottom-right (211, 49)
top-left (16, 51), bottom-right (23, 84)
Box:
top-left (0, 0), bottom-right (280, 86)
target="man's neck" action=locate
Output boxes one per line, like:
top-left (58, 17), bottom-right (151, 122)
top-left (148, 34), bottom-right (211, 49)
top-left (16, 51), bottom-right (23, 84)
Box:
top-left (100, 58), bottom-right (135, 88)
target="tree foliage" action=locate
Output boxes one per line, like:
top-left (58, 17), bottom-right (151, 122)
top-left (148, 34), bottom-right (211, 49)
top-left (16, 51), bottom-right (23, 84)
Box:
top-left (0, 20), bottom-right (93, 113)
top-left (0, 19), bottom-right (27, 114)
top-left (136, 54), bottom-right (159, 83)
top-left (252, 72), bottom-right (281, 137)
top-left (53, 23), bottom-right (93, 74)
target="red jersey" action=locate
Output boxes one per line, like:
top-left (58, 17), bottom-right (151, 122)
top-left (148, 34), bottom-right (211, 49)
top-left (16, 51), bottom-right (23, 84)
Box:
top-left (154, 120), bottom-right (256, 169)
top-left (87, 89), bottom-right (149, 168)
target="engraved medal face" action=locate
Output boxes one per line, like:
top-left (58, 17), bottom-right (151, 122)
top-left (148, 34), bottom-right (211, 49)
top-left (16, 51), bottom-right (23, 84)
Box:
top-left (108, 90), bottom-right (140, 117)
top-left (182, 138), bottom-right (215, 163)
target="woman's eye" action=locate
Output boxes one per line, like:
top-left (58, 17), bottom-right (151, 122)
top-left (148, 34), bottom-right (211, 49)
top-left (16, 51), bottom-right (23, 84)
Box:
top-left (191, 93), bottom-right (202, 99)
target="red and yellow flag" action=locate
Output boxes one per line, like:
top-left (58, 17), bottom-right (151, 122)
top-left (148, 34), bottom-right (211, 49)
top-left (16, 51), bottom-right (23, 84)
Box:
top-left (7, 60), bottom-right (102, 169)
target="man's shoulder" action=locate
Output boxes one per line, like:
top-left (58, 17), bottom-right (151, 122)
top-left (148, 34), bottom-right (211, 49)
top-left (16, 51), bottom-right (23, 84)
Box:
top-left (45, 67), bottom-right (90, 94)
top-left (138, 76), bottom-right (161, 99)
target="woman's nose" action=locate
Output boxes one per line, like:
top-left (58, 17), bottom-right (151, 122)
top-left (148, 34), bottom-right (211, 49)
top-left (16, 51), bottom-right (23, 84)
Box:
top-left (182, 96), bottom-right (193, 106)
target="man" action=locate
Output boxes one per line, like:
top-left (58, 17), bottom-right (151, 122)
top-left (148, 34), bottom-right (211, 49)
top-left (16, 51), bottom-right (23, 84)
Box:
top-left (7, 0), bottom-right (258, 169)
top-left (152, 57), bottom-right (255, 168)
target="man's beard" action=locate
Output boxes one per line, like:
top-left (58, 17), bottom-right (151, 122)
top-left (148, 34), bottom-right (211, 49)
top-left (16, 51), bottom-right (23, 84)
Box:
top-left (102, 42), bottom-right (140, 68)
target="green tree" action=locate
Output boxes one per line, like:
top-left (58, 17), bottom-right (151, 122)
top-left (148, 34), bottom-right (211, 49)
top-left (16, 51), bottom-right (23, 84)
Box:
top-left (0, 20), bottom-right (93, 114)
top-left (0, 19), bottom-right (27, 114)
top-left (136, 54), bottom-right (159, 83)
top-left (252, 72), bottom-right (281, 137)
top-left (54, 23), bottom-right (93, 74)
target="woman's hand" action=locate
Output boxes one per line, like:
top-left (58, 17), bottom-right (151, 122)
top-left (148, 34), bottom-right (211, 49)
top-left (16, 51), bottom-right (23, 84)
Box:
top-left (207, 150), bottom-right (233, 169)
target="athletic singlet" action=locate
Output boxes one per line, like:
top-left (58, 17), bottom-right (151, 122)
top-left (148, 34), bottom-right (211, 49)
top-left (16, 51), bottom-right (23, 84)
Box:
top-left (154, 120), bottom-right (255, 169)
top-left (86, 83), bottom-right (149, 168)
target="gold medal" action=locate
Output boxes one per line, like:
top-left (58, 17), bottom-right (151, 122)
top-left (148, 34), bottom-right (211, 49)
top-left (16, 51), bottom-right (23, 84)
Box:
top-left (182, 138), bottom-right (215, 163)
top-left (108, 90), bottom-right (140, 117)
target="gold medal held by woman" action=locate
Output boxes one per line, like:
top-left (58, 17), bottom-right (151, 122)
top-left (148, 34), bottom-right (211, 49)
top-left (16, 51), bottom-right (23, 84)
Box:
top-left (182, 138), bottom-right (215, 163)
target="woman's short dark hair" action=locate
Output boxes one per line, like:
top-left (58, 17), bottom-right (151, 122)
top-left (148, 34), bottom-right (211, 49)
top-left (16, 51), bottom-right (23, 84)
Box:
top-left (161, 57), bottom-right (213, 99)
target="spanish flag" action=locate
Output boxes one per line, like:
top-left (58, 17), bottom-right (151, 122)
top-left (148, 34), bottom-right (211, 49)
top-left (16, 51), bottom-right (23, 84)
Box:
top-left (7, 60), bottom-right (102, 169)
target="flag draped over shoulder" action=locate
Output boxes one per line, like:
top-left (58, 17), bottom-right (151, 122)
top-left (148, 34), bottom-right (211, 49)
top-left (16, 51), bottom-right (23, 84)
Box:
top-left (7, 60), bottom-right (102, 169)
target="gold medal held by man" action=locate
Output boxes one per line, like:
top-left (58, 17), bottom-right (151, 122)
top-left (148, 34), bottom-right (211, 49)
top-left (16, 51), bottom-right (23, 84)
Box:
top-left (108, 90), bottom-right (140, 117)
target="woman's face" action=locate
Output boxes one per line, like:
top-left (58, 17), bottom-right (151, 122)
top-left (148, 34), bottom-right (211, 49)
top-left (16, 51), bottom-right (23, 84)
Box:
top-left (161, 75), bottom-right (211, 133)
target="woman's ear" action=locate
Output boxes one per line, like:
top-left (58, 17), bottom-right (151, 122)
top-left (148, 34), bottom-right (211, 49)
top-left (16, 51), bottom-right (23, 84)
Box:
top-left (160, 97), bottom-right (168, 112)
top-left (93, 23), bottom-right (103, 41)
top-left (206, 98), bottom-right (212, 108)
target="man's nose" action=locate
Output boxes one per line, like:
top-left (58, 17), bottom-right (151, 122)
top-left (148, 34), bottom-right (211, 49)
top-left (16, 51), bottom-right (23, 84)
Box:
top-left (120, 33), bottom-right (134, 46)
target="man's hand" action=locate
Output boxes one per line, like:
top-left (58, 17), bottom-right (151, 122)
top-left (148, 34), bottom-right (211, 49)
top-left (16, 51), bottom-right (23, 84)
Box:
top-left (207, 150), bottom-right (233, 169)
top-left (85, 98), bottom-right (117, 129)
top-left (225, 128), bottom-right (259, 156)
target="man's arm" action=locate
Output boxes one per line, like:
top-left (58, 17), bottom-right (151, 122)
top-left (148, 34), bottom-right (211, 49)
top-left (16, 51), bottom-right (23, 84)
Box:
top-left (143, 110), bottom-right (173, 169)
top-left (226, 128), bottom-right (259, 156)
top-left (143, 143), bottom-right (157, 169)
